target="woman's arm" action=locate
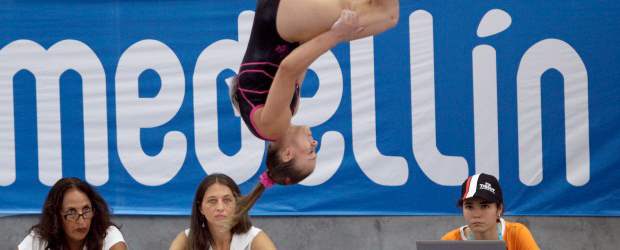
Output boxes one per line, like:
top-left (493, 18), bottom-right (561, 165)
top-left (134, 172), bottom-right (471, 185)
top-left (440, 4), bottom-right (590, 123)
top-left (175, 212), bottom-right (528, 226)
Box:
top-left (251, 231), bottom-right (277, 250)
top-left (169, 231), bottom-right (188, 250)
top-left (109, 242), bottom-right (127, 250)
top-left (515, 224), bottom-right (540, 250)
top-left (256, 10), bottom-right (362, 139)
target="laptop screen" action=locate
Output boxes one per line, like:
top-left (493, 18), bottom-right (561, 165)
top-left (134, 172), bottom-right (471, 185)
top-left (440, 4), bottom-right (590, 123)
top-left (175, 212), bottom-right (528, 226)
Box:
top-left (416, 240), bottom-right (506, 250)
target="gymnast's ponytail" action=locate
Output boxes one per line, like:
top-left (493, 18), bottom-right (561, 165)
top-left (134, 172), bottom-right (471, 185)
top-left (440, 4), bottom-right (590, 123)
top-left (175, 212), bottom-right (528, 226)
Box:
top-left (236, 142), bottom-right (312, 216)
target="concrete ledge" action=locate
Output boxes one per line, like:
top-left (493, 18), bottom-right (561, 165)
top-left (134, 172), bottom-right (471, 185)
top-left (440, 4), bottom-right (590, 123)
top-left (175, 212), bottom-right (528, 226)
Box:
top-left (3, 215), bottom-right (618, 249)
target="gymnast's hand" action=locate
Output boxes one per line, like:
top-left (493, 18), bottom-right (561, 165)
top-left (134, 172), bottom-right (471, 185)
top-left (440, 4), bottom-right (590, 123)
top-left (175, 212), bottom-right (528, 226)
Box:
top-left (330, 9), bottom-right (365, 41)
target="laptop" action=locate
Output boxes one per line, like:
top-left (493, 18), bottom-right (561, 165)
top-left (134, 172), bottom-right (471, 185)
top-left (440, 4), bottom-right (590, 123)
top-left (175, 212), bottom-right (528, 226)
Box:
top-left (416, 240), bottom-right (506, 250)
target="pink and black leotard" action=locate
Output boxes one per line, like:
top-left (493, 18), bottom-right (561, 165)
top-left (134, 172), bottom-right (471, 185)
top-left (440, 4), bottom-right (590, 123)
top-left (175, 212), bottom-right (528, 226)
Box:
top-left (235, 0), bottom-right (300, 141)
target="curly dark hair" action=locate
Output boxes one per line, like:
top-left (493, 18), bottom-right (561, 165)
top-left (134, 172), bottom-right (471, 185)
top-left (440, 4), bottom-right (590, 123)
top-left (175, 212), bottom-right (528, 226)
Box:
top-left (28, 177), bottom-right (117, 250)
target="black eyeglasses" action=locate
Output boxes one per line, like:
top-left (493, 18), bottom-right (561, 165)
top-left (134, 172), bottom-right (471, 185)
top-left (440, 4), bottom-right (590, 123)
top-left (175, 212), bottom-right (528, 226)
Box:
top-left (62, 207), bottom-right (94, 222)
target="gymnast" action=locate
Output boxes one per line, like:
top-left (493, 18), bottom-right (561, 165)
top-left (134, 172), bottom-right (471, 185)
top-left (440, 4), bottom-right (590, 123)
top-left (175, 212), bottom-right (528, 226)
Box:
top-left (230, 0), bottom-right (399, 187)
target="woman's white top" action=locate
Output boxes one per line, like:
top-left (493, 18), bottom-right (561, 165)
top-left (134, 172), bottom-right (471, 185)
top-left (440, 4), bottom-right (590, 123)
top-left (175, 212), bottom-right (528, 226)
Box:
top-left (184, 226), bottom-right (262, 250)
top-left (18, 225), bottom-right (125, 250)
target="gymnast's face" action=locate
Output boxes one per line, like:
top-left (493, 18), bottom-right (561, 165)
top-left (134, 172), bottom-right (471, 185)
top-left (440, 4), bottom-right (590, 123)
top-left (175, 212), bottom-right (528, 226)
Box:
top-left (286, 125), bottom-right (318, 174)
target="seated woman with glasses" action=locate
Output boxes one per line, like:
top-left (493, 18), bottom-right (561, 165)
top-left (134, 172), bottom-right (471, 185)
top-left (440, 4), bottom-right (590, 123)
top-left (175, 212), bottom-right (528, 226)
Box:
top-left (18, 177), bottom-right (126, 250)
top-left (169, 173), bottom-right (276, 250)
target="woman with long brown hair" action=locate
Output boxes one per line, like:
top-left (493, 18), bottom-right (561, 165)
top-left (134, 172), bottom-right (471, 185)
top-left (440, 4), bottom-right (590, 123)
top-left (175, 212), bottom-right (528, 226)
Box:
top-left (169, 173), bottom-right (276, 250)
top-left (18, 177), bottom-right (126, 250)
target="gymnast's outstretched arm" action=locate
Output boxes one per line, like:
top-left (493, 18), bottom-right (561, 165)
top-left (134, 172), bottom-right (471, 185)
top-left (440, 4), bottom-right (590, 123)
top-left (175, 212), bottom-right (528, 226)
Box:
top-left (255, 10), bottom-right (363, 139)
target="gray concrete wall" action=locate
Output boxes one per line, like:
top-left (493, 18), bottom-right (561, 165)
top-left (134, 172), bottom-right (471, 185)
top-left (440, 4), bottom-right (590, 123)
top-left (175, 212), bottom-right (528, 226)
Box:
top-left (2, 215), bottom-right (618, 249)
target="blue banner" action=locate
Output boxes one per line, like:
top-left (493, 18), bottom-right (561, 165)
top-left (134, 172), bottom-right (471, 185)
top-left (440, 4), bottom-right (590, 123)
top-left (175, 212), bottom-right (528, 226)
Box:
top-left (1, 1), bottom-right (619, 216)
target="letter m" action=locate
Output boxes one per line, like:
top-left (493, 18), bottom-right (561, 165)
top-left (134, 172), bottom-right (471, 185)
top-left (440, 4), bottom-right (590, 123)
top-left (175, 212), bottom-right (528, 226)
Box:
top-left (0, 40), bottom-right (108, 186)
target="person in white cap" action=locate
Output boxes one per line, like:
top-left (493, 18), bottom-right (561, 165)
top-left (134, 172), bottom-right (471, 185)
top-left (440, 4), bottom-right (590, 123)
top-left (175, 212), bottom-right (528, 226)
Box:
top-left (441, 173), bottom-right (540, 250)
